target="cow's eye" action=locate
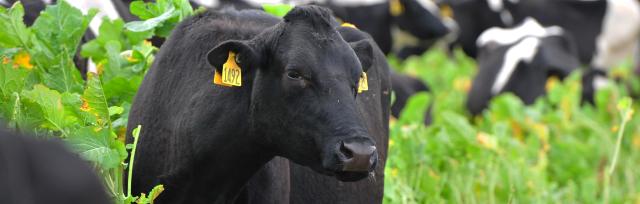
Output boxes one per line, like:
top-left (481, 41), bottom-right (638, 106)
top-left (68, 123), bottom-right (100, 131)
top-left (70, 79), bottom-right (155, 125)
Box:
top-left (286, 70), bottom-right (304, 80)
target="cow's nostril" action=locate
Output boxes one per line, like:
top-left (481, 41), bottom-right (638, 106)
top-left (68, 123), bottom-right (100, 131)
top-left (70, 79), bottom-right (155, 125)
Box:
top-left (339, 141), bottom-right (354, 159)
top-left (338, 139), bottom-right (377, 172)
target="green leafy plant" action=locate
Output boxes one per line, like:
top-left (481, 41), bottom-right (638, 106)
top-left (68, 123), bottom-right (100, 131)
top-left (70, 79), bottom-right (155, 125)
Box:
top-left (0, 0), bottom-right (194, 203)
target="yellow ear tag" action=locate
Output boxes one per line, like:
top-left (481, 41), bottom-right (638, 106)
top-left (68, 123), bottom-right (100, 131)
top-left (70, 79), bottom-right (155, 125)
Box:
top-left (213, 70), bottom-right (230, 86)
top-left (341, 23), bottom-right (357, 29)
top-left (440, 5), bottom-right (453, 18)
top-left (218, 51), bottom-right (242, 87)
top-left (358, 72), bottom-right (369, 93)
top-left (390, 0), bottom-right (404, 16)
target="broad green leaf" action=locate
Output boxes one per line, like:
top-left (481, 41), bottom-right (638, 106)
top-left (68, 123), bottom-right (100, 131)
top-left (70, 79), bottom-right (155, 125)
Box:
top-left (61, 92), bottom-right (96, 126)
top-left (262, 4), bottom-right (294, 17)
top-left (31, 0), bottom-right (97, 58)
top-left (0, 59), bottom-right (30, 97)
top-left (398, 92), bottom-right (431, 125)
top-left (108, 106), bottom-right (124, 116)
top-left (82, 73), bottom-right (111, 129)
top-left (21, 84), bottom-right (73, 135)
top-left (125, 7), bottom-right (176, 32)
top-left (42, 51), bottom-right (83, 93)
top-left (67, 127), bottom-right (121, 169)
top-left (0, 3), bottom-right (29, 48)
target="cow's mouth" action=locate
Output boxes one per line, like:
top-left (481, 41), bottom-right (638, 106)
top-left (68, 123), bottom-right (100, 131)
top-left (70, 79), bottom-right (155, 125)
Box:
top-left (334, 170), bottom-right (370, 182)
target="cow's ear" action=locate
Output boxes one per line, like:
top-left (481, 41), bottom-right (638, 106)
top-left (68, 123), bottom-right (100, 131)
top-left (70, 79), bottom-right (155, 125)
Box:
top-left (207, 40), bottom-right (259, 72)
top-left (538, 37), bottom-right (580, 77)
top-left (349, 39), bottom-right (374, 72)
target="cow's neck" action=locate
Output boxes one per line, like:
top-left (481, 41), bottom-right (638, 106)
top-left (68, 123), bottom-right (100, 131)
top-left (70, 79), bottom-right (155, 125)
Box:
top-left (163, 95), bottom-right (274, 203)
top-left (192, 133), bottom-right (273, 203)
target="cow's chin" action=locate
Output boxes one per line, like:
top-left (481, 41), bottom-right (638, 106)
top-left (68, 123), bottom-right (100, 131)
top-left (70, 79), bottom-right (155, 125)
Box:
top-left (313, 167), bottom-right (371, 182)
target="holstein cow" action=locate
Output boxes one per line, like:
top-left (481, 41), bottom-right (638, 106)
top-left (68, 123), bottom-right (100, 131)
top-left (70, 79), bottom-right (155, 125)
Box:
top-left (127, 6), bottom-right (384, 203)
top-left (467, 18), bottom-right (582, 115)
top-left (0, 126), bottom-right (110, 204)
top-left (443, 0), bottom-right (640, 72)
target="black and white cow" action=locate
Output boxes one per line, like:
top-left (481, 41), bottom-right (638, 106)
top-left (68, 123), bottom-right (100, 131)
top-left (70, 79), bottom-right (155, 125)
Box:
top-left (467, 18), bottom-right (583, 115)
top-left (127, 6), bottom-right (387, 203)
top-left (443, 0), bottom-right (640, 72)
top-left (0, 126), bottom-right (110, 204)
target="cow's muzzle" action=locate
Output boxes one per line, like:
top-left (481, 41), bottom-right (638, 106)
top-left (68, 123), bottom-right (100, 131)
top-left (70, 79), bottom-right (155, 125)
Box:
top-left (334, 137), bottom-right (378, 173)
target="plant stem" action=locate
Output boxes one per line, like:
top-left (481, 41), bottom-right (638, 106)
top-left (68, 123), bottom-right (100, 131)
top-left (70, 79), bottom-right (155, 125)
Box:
top-left (127, 125), bottom-right (142, 198)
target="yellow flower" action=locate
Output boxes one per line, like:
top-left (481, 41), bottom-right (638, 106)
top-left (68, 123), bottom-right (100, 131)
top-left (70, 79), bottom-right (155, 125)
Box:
top-left (80, 99), bottom-right (91, 112)
top-left (545, 76), bottom-right (559, 92)
top-left (428, 169), bottom-right (440, 179)
top-left (2, 56), bottom-right (9, 65)
top-left (13, 51), bottom-right (33, 70)
top-left (96, 62), bottom-right (105, 76)
top-left (476, 132), bottom-right (498, 150)
top-left (453, 77), bottom-right (471, 93)
top-left (143, 40), bottom-right (152, 46)
top-left (391, 168), bottom-right (399, 177)
top-left (632, 134), bottom-right (640, 150)
top-left (510, 120), bottom-right (523, 141)
top-left (611, 125), bottom-right (619, 133)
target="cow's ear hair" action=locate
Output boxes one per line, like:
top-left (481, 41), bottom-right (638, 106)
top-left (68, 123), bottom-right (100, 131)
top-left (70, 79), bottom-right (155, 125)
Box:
top-left (207, 40), bottom-right (259, 72)
top-left (538, 37), bottom-right (580, 77)
top-left (349, 39), bottom-right (374, 72)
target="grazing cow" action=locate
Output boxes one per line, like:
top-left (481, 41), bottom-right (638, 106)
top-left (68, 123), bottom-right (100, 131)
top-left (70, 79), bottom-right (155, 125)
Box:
top-left (467, 18), bottom-right (582, 115)
top-left (390, 71), bottom-right (432, 124)
top-left (0, 127), bottom-right (110, 204)
top-left (443, 0), bottom-right (640, 72)
top-left (127, 6), bottom-right (382, 203)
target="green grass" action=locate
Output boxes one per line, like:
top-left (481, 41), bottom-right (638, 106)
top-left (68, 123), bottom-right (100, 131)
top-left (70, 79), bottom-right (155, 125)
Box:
top-left (384, 49), bottom-right (640, 203)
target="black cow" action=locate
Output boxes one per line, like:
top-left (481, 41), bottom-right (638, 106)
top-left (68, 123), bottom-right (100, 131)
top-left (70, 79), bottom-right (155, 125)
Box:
top-left (127, 6), bottom-right (382, 203)
top-left (192, 0), bottom-right (450, 57)
top-left (443, 0), bottom-right (640, 72)
top-left (283, 25), bottom-right (390, 204)
top-left (467, 18), bottom-right (582, 115)
top-left (0, 126), bottom-right (110, 204)
top-left (390, 71), bottom-right (432, 124)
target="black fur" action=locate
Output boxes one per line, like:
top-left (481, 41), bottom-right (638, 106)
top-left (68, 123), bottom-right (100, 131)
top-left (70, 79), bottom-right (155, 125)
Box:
top-left (127, 6), bottom-right (380, 203)
top-left (0, 127), bottom-right (109, 204)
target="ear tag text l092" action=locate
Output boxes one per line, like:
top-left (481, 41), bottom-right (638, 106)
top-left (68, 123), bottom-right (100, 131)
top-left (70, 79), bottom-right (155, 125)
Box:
top-left (214, 51), bottom-right (242, 87)
top-left (358, 72), bottom-right (369, 93)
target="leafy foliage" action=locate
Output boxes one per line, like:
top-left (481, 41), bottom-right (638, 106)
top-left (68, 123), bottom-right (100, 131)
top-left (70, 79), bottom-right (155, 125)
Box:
top-left (384, 50), bottom-right (640, 203)
top-left (0, 0), bottom-right (195, 203)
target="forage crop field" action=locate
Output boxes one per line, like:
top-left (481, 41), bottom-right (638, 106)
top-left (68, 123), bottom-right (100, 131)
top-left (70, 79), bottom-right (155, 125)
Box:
top-left (384, 50), bottom-right (640, 203)
top-left (0, 0), bottom-right (639, 203)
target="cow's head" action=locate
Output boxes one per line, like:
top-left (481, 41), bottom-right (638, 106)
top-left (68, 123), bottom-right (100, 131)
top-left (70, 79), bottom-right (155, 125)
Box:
top-left (207, 6), bottom-right (377, 181)
top-left (391, 0), bottom-right (450, 40)
top-left (467, 18), bottom-right (580, 115)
